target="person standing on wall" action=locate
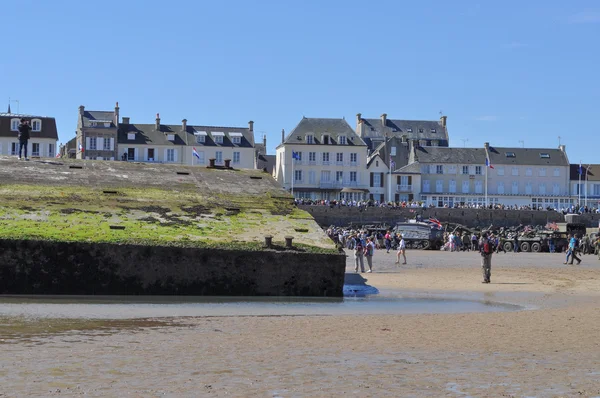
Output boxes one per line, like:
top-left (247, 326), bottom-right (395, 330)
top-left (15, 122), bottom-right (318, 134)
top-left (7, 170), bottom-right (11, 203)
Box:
top-left (353, 236), bottom-right (365, 273)
top-left (17, 118), bottom-right (31, 161)
top-left (479, 232), bottom-right (493, 283)
top-left (364, 237), bottom-right (375, 273)
top-left (395, 234), bottom-right (407, 265)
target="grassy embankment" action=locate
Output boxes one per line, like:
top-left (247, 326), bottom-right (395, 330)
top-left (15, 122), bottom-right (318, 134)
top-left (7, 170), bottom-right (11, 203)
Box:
top-left (0, 184), bottom-right (337, 254)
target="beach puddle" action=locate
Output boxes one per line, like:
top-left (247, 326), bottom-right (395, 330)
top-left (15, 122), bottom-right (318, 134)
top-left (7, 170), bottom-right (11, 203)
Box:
top-left (0, 289), bottom-right (522, 323)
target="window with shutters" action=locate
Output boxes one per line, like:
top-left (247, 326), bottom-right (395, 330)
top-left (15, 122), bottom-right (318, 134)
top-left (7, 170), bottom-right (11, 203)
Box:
top-left (512, 181), bottom-right (518, 194)
top-left (10, 119), bottom-right (19, 131)
top-left (233, 152), bottom-right (240, 163)
top-left (553, 168), bottom-right (560, 177)
top-left (497, 182), bottom-right (505, 194)
top-left (89, 137), bottom-right (97, 150)
top-left (449, 180), bottom-right (456, 193)
top-left (475, 166), bottom-right (482, 175)
top-left (32, 143), bottom-right (40, 157)
top-left (336, 152), bottom-right (343, 164)
top-left (436, 180), bottom-right (443, 193)
top-left (49, 144), bottom-right (54, 157)
top-left (462, 165), bottom-right (469, 175)
top-left (336, 171), bottom-right (343, 182)
top-left (350, 171), bottom-right (357, 182)
top-left (436, 165), bottom-right (443, 174)
top-left (462, 180), bottom-right (469, 193)
top-left (338, 136), bottom-right (347, 145)
top-left (539, 183), bottom-right (546, 195)
top-left (128, 133), bottom-right (135, 140)
top-left (423, 180), bottom-right (430, 192)
top-left (103, 137), bottom-right (111, 150)
top-left (497, 167), bottom-right (505, 176)
top-left (294, 170), bottom-right (302, 181)
top-left (322, 152), bottom-right (330, 164)
top-left (31, 119), bottom-right (41, 132)
top-left (11, 142), bottom-right (18, 155)
top-left (309, 152), bottom-right (316, 164)
top-left (350, 153), bottom-right (357, 164)
top-left (539, 168), bottom-right (546, 177)
top-left (475, 180), bottom-right (483, 194)
top-left (215, 151), bottom-right (223, 164)
top-left (525, 182), bottom-right (532, 195)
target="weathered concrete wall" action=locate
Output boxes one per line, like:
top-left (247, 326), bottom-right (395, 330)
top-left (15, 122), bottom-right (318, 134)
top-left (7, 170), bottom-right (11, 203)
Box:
top-left (0, 240), bottom-right (346, 297)
top-left (300, 205), bottom-right (600, 229)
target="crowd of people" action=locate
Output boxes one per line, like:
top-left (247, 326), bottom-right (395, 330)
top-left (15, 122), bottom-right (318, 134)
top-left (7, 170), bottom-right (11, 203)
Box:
top-left (296, 198), bottom-right (600, 214)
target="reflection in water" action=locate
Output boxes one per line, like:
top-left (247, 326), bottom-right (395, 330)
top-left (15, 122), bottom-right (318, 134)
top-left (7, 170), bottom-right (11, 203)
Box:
top-left (0, 289), bottom-right (522, 320)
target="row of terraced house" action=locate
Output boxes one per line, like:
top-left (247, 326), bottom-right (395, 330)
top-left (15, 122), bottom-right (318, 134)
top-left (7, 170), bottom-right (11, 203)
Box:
top-left (0, 103), bottom-right (598, 209)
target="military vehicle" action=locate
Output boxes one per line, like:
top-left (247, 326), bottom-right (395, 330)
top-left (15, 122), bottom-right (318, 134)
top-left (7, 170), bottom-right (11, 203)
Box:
top-left (393, 221), bottom-right (444, 250)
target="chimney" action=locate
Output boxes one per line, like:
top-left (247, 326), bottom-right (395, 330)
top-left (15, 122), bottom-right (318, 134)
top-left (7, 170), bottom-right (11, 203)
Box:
top-left (381, 113), bottom-right (387, 126)
top-left (79, 105), bottom-right (85, 116)
top-left (122, 117), bottom-right (130, 124)
top-left (114, 102), bottom-right (120, 125)
top-left (281, 129), bottom-right (285, 144)
top-left (409, 139), bottom-right (415, 154)
top-left (155, 113), bottom-right (160, 130)
top-left (484, 142), bottom-right (489, 150)
top-left (440, 115), bottom-right (447, 128)
top-left (248, 120), bottom-right (254, 131)
top-left (559, 144), bottom-right (566, 153)
top-left (263, 134), bottom-right (266, 149)
top-left (182, 118), bottom-right (187, 132)
top-left (356, 113), bottom-right (362, 126)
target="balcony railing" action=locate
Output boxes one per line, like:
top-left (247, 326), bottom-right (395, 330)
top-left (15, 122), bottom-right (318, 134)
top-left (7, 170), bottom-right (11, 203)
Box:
top-left (396, 184), bottom-right (412, 192)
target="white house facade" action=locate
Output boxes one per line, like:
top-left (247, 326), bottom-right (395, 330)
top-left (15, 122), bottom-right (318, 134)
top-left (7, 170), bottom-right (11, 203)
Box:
top-left (0, 111), bottom-right (58, 158)
top-left (275, 117), bottom-right (369, 201)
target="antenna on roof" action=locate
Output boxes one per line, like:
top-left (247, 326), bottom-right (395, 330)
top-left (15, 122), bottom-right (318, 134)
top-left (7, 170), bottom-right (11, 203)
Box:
top-left (558, 135), bottom-right (561, 146)
top-left (439, 110), bottom-right (443, 116)
top-left (461, 138), bottom-right (468, 147)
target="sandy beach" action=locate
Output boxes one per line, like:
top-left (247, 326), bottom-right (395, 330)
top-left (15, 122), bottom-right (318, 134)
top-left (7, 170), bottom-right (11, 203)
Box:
top-left (1, 249), bottom-right (600, 397)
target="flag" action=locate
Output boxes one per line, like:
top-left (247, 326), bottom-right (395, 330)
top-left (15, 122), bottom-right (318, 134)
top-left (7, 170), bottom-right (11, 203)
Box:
top-left (79, 143), bottom-right (84, 152)
top-left (292, 151), bottom-right (300, 160)
top-left (428, 217), bottom-right (442, 229)
top-left (485, 158), bottom-right (494, 169)
top-left (192, 147), bottom-right (200, 159)
top-left (55, 152), bottom-right (60, 158)
top-left (390, 157), bottom-right (396, 171)
top-left (578, 162), bottom-right (583, 175)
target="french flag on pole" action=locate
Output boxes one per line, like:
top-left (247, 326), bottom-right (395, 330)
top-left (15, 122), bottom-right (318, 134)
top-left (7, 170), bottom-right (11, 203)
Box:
top-left (193, 147), bottom-right (200, 159)
top-left (79, 143), bottom-right (84, 153)
top-left (485, 157), bottom-right (494, 169)
top-left (578, 162), bottom-right (583, 175)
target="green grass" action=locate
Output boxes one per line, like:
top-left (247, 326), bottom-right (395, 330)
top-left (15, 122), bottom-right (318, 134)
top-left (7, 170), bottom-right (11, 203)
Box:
top-left (0, 184), bottom-right (335, 252)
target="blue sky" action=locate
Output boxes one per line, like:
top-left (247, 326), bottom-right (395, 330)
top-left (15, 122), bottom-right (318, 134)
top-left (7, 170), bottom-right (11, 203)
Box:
top-left (2, 0), bottom-right (599, 163)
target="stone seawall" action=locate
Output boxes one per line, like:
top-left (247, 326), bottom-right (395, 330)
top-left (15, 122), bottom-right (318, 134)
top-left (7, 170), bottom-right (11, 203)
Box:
top-left (299, 206), bottom-right (600, 229)
top-left (0, 240), bottom-right (346, 297)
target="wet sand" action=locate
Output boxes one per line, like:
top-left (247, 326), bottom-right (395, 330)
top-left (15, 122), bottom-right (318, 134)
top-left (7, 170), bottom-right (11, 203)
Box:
top-left (2, 250), bottom-right (600, 397)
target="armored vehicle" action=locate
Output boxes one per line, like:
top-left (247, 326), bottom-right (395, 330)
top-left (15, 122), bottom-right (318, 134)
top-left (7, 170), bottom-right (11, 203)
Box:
top-left (393, 221), bottom-right (444, 250)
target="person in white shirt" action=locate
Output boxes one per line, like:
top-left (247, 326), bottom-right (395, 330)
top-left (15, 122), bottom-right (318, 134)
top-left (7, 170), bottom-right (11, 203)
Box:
top-left (395, 234), bottom-right (407, 265)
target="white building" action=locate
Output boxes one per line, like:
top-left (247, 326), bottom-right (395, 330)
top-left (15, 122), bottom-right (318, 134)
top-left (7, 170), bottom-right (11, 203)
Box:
top-left (394, 141), bottom-right (573, 208)
top-left (275, 117), bottom-right (369, 201)
top-left (0, 110), bottom-right (58, 158)
top-left (117, 114), bottom-right (256, 168)
top-left (570, 164), bottom-right (600, 209)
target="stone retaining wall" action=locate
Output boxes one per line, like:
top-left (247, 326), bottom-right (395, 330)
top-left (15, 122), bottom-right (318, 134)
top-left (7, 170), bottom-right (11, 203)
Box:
top-left (0, 240), bottom-right (345, 297)
top-left (300, 206), bottom-right (600, 229)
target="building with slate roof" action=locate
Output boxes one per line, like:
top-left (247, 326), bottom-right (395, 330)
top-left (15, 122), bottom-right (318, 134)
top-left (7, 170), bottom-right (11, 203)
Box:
top-left (390, 142), bottom-right (573, 208)
top-left (275, 117), bottom-right (369, 201)
top-left (0, 106), bottom-right (58, 158)
top-left (118, 115), bottom-right (256, 168)
top-left (569, 164), bottom-right (600, 207)
top-left (69, 103), bottom-right (257, 168)
top-left (356, 113), bottom-right (449, 151)
top-left (74, 103), bottom-right (119, 159)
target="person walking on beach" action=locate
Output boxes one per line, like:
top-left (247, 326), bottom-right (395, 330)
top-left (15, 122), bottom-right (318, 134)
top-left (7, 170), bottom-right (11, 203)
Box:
top-left (17, 118), bottom-right (31, 161)
top-left (479, 232), bottom-right (493, 283)
top-left (564, 234), bottom-right (582, 265)
top-left (395, 234), bottom-right (407, 265)
top-left (384, 231), bottom-right (392, 253)
top-left (353, 236), bottom-right (365, 273)
top-left (364, 237), bottom-right (375, 273)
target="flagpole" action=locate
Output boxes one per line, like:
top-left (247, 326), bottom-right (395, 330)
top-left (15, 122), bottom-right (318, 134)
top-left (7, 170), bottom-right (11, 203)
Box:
top-left (485, 161), bottom-right (488, 208)
top-left (585, 165), bottom-right (589, 207)
top-left (291, 152), bottom-right (294, 198)
top-left (578, 161), bottom-right (581, 207)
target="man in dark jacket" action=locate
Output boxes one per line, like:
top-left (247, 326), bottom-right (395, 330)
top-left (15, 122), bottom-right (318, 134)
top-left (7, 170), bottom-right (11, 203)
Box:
top-left (17, 118), bottom-right (31, 160)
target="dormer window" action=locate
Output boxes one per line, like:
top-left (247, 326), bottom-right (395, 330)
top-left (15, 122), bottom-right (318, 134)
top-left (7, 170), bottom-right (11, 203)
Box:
top-left (211, 131), bottom-right (224, 144)
top-left (31, 119), bottom-right (42, 132)
top-left (418, 128), bottom-right (424, 133)
top-left (10, 118), bottom-right (19, 131)
top-left (431, 129), bottom-right (436, 133)
top-left (194, 131), bottom-right (207, 143)
top-left (167, 134), bottom-right (175, 141)
top-left (323, 134), bottom-right (330, 144)
top-left (127, 133), bottom-right (135, 140)
top-left (229, 132), bottom-right (243, 144)
top-left (540, 153), bottom-right (550, 159)
top-left (306, 134), bottom-right (314, 144)
top-left (505, 152), bottom-right (516, 158)
top-left (104, 122), bottom-right (111, 128)
top-left (339, 136), bottom-right (347, 145)
top-left (407, 128), bottom-right (413, 133)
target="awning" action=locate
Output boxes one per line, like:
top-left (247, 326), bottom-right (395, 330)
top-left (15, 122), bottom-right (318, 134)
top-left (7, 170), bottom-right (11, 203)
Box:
top-left (194, 131), bottom-right (207, 136)
top-left (290, 187), bottom-right (342, 192)
top-left (211, 131), bottom-right (225, 136)
top-left (340, 188), bottom-right (369, 193)
top-left (229, 132), bottom-right (243, 137)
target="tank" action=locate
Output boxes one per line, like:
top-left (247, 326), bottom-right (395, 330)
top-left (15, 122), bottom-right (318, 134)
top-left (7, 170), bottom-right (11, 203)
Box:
top-left (393, 221), bottom-right (444, 250)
